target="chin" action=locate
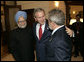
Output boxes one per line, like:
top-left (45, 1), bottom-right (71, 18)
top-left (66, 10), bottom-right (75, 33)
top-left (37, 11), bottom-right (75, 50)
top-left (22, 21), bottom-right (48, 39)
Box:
top-left (18, 24), bottom-right (27, 29)
top-left (19, 26), bottom-right (26, 29)
top-left (41, 22), bottom-right (45, 25)
top-left (21, 26), bottom-right (27, 28)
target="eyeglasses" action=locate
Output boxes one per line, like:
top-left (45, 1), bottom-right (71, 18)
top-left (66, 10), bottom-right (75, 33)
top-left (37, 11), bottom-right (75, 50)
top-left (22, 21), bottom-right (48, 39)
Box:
top-left (18, 20), bottom-right (26, 23)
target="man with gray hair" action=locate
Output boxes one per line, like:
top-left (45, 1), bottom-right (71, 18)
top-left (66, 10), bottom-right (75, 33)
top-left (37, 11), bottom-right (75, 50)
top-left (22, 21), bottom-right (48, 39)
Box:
top-left (44, 8), bottom-right (72, 61)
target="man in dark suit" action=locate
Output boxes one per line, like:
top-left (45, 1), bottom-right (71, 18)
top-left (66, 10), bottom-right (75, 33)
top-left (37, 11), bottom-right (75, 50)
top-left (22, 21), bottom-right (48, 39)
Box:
top-left (33, 8), bottom-right (73, 61)
top-left (79, 22), bottom-right (84, 61)
top-left (44, 9), bottom-right (72, 61)
top-left (8, 11), bottom-right (34, 61)
top-left (33, 8), bottom-right (52, 61)
top-left (71, 14), bottom-right (83, 59)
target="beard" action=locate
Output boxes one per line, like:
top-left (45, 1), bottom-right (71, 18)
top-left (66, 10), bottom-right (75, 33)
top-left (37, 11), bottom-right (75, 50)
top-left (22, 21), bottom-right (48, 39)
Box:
top-left (18, 22), bottom-right (27, 29)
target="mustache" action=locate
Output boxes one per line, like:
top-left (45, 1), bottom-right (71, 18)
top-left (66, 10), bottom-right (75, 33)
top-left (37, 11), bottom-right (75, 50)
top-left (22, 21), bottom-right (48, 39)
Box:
top-left (18, 22), bottom-right (27, 28)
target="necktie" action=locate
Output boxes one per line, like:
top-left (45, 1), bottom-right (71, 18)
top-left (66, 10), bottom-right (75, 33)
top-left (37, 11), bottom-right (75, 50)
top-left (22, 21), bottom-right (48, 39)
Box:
top-left (39, 24), bottom-right (42, 40)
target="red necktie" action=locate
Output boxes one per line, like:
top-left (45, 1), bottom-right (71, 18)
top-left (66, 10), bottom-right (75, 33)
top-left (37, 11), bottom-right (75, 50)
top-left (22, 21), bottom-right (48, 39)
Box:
top-left (39, 25), bottom-right (42, 40)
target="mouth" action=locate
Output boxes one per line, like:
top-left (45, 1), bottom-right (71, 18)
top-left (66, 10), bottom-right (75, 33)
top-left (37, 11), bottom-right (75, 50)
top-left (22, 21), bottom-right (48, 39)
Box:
top-left (40, 22), bottom-right (44, 25)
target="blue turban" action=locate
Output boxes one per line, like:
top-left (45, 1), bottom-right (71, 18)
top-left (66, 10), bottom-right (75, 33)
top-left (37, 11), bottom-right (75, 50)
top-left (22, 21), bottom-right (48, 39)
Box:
top-left (15, 11), bottom-right (27, 22)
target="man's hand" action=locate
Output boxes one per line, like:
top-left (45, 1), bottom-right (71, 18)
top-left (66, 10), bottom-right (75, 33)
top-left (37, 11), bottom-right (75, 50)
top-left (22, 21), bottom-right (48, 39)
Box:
top-left (65, 26), bottom-right (74, 37)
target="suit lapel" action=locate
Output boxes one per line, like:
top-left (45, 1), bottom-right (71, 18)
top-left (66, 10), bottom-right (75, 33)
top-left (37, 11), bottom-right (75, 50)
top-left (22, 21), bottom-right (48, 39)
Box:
top-left (34, 20), bottom-right (52, 42)
top-left (52, 26), bottom-right (65, 38)
top-left (40, 21), bottom-right (51, 42)
top-left (34, 22), bottom-right (39, 41)
top-left (49, 26), bottom-right (65, 43)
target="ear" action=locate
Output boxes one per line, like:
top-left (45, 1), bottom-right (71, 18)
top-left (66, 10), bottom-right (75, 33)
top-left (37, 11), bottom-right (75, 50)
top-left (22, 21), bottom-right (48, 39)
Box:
top-left (52, 22), bottom-right (56, 26)
top-left (34, 17), bottom-right (37, 22)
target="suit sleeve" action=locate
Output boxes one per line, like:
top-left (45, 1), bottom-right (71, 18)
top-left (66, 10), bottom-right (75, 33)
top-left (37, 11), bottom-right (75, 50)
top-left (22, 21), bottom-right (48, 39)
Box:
top-left (54, 34), bottom-right (72, 61)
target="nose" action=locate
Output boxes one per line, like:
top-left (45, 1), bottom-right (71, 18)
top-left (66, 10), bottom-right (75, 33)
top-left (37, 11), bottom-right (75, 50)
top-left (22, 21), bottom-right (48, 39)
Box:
top-left (21, 22), bottom-right (25, 25)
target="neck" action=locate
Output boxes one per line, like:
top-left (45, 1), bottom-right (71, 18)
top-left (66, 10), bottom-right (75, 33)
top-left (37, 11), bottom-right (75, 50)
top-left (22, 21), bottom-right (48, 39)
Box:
top-left (53, 24), bottom-right (61, 30)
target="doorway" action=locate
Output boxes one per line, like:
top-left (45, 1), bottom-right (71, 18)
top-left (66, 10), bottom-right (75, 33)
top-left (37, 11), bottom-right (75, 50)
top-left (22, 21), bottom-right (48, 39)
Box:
top-left (1, 5), bottom-right (21, 57)
top-left (22, 9), bottom-right (35, 28)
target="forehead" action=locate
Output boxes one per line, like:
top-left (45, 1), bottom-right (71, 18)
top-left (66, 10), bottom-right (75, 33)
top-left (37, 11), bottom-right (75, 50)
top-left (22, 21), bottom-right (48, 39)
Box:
top-left (18, 16), bottom-right (25, 21)
top-left (35, 11), bottom-right (45, 16)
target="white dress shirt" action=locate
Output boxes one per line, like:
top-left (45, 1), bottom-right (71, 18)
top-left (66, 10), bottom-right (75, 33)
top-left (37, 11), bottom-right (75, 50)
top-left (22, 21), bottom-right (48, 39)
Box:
top-left (36, 22), bottom-right (46, 39)
top-left (52, 25), bottom-right (64, 35)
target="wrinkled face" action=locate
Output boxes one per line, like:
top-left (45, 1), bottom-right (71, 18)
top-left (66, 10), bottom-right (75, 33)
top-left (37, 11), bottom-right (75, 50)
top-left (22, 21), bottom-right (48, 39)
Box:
top-left (17, 16), bottom-right (27, 28)
top-left (34, 11), bottom-right (46, 25)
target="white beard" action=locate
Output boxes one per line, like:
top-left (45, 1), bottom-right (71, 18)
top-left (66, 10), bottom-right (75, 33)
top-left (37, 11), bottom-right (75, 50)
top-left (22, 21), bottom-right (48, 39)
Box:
top-left (18, 22), bottom-right (27, 29)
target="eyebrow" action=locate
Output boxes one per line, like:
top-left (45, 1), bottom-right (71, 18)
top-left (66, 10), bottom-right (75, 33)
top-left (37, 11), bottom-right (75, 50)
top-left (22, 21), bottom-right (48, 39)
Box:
top-left (37, 15), bottom-right (45, 18)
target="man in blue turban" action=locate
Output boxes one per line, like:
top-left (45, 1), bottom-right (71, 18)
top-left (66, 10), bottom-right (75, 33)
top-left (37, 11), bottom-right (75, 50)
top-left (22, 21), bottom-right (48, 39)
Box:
top-left (15, 11), bottom-right (27, 28)
top-left (15, 11), bottom-right (27, 23)
top-left (8, 11), bottom-right (35, 61)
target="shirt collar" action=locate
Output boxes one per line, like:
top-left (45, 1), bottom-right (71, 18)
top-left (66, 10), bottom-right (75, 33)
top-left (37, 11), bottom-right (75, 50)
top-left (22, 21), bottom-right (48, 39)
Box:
top-left (52, 25), bottom-right (64, 35)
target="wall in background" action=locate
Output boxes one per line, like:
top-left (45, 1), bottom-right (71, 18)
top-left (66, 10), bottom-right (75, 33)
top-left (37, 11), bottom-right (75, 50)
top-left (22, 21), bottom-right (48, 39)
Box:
top-left (70, 5), bottom-right (83, 18)
top-left (16, 1), bottom-right (66, 19)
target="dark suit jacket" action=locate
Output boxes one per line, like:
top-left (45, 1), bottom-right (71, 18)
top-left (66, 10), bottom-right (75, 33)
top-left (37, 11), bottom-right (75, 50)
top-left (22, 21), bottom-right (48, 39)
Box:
top-left (8, 25), bottom-right (34, 61)
top-left (33, 20), bottom-right (52, 61)
top-left (71, 21), bottom-right (83, 39)
top-left (71, 22), bottom-right (83, 53)
top-left (44, 26), bottom-right (72, 61)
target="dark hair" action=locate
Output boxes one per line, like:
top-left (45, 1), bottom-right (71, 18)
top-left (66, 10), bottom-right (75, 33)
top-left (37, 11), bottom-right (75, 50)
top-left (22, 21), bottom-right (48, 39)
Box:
top-left (33, 8), bottom-right (45, 17)
top-left (76, 14), bottom-right (81, 18)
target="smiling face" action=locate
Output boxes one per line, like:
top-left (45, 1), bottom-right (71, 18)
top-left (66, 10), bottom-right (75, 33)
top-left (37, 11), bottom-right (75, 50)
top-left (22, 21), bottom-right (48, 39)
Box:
top-left (34, 11), bottom-right (46, 25)
top-left (17, 16), bottom-right (27, 28)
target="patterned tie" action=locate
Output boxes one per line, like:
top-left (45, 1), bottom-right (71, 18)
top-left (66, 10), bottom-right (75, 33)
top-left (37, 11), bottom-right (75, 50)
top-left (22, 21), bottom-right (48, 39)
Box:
top-left (39, 24), bottom-right (42, 40)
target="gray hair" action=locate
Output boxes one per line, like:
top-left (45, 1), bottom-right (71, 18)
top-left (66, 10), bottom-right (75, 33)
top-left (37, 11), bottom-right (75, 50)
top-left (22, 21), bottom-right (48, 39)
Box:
top-left (33, 8), bottom-right (45, 17)
top-left (48, 9), bottom-right (65, 25)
